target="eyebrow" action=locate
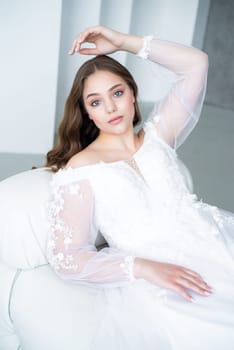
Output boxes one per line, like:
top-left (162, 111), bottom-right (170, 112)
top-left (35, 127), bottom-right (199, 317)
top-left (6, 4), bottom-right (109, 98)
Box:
top-left (86, 83), bottom-right (123, 100)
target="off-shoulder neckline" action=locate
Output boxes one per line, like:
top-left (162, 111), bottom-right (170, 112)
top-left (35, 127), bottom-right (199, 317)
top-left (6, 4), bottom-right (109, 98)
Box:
top-left (57, 121), bottom-right (175, 175)
top-left (60, 128), bottom-right (148, 173)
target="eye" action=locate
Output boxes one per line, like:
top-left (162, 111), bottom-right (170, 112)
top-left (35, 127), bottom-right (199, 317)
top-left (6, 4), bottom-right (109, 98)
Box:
top-left (114, 90), bottom-right (123, 97)
top-left (90, 99), bottom-right (101, 107)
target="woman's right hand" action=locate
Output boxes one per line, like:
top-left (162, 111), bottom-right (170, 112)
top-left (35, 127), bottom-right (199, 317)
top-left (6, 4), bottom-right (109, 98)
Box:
top-left (134, 258), bottom-right (213, 302)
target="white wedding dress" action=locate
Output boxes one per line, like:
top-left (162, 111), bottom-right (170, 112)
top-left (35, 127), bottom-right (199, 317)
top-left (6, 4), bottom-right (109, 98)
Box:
top-left (47, 37), bottom-right (234, 349)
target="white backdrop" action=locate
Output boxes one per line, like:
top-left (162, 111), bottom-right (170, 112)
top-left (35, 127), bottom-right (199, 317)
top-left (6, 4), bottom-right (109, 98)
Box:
top-left (0, 0), bottom-right (62, 154)
top-left (0, 0), bottom-right (199, 154)
top-left (0, 0), bottom-right (233, 211)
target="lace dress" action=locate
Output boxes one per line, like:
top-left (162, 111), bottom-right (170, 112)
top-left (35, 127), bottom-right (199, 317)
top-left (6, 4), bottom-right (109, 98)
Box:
top-left (47, 37), bottom-right (234, 349)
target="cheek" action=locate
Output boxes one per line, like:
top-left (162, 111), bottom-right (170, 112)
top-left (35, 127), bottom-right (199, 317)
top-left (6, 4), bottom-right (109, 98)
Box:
top-left (125, 95), bottom-right (135, 113)
top-left (125, 90), bottom-right (135, 106)
top-left (86, 108), bottom-right (104, 125)
top-left (85, 104), bottom-right (100, 121)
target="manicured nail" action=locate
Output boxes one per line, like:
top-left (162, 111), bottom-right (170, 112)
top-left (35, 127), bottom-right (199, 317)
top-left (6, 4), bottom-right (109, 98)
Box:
top-left (204, 291), bottom-right (212, 296)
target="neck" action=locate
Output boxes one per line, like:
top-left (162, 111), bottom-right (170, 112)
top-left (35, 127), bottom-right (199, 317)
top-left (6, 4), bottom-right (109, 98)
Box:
top-left (96, 129), bottom-right (140, 154)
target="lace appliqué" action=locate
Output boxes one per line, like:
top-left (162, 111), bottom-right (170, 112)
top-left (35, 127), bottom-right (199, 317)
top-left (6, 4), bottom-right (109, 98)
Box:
top-left (137, 35), bottom-right (153, 59)
top-left (120, 256), bottom-right (135, 281)
top-left (47, 181), bottom-right (82, 272)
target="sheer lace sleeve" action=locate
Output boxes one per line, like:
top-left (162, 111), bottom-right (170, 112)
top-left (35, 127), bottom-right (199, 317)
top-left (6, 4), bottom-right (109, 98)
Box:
top-left (138, 36), bottom-right (208, 149)
top-left (47, 172), bottom-right (135, 288)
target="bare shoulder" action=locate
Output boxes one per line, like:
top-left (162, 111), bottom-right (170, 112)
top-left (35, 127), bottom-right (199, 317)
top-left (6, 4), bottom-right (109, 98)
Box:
top-left (65, 148), bottom-right (99, 169)
top-left (66, 129), bottom-right (145, 169)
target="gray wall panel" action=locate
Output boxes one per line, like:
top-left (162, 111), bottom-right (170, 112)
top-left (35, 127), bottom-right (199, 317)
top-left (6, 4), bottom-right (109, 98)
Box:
top-left (0, 154), bottom-right (46, 181)
top-left (140, 102), bottom-right (234, 212)
top-left (203, 0), bottom-right (234, 110)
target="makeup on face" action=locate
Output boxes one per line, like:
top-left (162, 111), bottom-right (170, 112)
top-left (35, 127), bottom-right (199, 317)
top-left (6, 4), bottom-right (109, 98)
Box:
top-left (83, 70), bottom-right (135, 131)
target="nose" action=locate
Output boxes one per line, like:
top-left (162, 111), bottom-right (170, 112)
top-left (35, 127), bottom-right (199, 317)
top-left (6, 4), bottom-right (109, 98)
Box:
top-left (105, 97), bottom-right (117, 113)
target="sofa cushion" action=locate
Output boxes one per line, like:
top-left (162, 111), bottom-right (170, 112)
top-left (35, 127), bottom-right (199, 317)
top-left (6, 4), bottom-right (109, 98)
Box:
top-left (0, 261), bottom-right (21, 349)
top-left (0, 167), bottom-right (107, 269)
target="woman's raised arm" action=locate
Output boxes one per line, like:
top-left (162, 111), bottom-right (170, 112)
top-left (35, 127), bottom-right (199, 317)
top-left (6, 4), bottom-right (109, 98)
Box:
top-left (69, 25), bottom-right (208, 149)
top-left (139, 37), bottom-right (208, 149)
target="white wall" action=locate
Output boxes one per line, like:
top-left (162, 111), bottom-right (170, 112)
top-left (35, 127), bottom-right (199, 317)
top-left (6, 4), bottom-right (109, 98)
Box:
top-left (55, 0), bottom-right (102, 132)
top-left (0, 0), bottom-right (62, 154)
top-left (1, 0), bottom-right (233, 212)
top-left (0, 0), bottom-right (199, 155)
top-left (55, 0), bottom-right (134, 131)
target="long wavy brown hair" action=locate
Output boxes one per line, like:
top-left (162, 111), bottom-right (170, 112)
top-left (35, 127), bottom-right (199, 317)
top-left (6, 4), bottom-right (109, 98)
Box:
top-left (46, 55), bottom-right (142, 171)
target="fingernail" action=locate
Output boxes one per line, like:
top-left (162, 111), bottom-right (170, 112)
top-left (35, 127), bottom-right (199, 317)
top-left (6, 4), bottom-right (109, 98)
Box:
top-left (204, 291), bottom-right (212, 296)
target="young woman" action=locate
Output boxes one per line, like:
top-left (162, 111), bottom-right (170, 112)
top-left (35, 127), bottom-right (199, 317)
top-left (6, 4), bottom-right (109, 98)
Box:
top-left (46, 25), bottom-right (234, 349)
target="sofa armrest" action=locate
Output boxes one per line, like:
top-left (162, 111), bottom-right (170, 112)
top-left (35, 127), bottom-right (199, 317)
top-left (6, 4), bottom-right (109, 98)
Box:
top-left (0, 261), bottom-right (21, 350)
top-left (8, 264), bottom-right (102, 350)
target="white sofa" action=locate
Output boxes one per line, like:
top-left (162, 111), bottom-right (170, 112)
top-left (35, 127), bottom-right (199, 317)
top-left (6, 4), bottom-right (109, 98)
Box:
top-left (0, 161), bottom-right (193, 350)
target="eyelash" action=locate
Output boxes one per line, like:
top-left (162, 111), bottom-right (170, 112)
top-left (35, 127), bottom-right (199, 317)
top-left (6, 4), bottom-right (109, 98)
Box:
top-left (114, 90), bottom-right (123, 97)
top-left (91, 100), bottom-right (100, 107)
top-left (90, 90), bottom-right (124, 107)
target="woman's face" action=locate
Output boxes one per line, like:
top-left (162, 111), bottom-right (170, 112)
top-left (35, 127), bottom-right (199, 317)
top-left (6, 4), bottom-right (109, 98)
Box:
top-left (83, 70), bottom-right (135, 134)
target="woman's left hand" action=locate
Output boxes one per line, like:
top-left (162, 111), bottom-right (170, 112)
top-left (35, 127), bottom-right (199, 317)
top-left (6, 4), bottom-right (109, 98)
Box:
top-left (69, 25), bottom-right (126, 56)
top-left (69, 25), bottom-right (142, 56)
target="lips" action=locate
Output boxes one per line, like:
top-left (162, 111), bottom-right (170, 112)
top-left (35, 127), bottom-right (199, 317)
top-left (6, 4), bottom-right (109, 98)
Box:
top-left (108, 116), bottom-right (123, 124)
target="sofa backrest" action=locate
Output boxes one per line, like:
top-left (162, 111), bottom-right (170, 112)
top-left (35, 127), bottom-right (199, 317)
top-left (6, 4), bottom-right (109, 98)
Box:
top-left (0, 160), bottom-right (193, 269)
top-left (0, 167), bottom-right (107, 269)
top-left (0, 168), bottom-right (52, 268)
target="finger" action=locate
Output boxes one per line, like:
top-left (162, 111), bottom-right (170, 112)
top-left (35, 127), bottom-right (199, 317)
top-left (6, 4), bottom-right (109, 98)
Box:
top-left (79, 27), bottom-right (101, 44)
top-left (69, 26), bottom-right (103, 55)
top-left (185, 274), bottom-right (212, 292)
top-left (173, 284), bottom-right (194, 302)
top-left (68, 30), bottom-right (89, 54)
top-left (181, 271), bottom-right (212, 291)
top-left (69, 37), bottom-right (81, 55)
top-left (182, 267), bottom-right (202, 278)
top-left (182, 268), bottom-right (211, 288)
top-left (79, 47), bottom-right (99, 55)
top-left (68, 40), bottom-right (77, 55)
top-left (178, 277), bottom-right (212, 296)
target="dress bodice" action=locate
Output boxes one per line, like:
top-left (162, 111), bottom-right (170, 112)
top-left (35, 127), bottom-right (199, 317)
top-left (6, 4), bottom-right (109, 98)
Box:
top-left (49, 120), bottom-right (227, 274)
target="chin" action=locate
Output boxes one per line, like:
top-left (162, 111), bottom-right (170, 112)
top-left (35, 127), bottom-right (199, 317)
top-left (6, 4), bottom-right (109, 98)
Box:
top-left (111, 123), bottom-right (133, 134)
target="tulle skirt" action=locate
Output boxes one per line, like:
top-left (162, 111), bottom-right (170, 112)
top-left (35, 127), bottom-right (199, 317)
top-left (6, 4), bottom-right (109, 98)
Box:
top-left (87, 206), bottom-right (234, 349)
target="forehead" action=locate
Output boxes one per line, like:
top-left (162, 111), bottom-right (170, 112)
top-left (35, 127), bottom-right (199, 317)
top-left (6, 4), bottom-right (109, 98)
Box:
top-left (83, 70), bottom-right (126, 95)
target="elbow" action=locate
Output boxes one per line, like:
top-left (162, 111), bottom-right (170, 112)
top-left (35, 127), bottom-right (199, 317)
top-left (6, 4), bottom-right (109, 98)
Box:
top-left (199, 51), bottom-right (209, 71)
top-left (202, 51), bottom-right (209, 68)
top-left (53, 263), bottom-right (82, 282)
top-left (48, 251), bottom-right (80, 277)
